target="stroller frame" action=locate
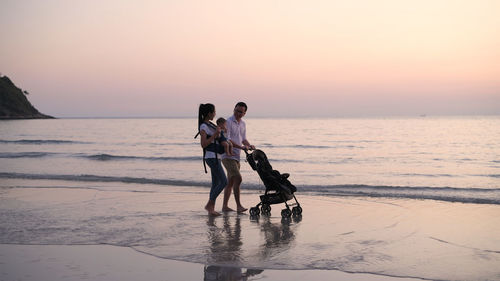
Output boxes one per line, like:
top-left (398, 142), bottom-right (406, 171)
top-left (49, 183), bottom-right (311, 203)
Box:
top-left (245, 149), bottom-right (302, 218)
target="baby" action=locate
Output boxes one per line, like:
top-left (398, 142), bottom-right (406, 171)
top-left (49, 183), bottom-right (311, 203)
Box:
top-left (216, 117), bottom-right (234, 156)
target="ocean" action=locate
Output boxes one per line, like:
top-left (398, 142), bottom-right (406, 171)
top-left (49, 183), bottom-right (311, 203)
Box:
top-left (1, 117), bottom-right (499, 202)
top-left (1, 116), bottom-right (500, 280)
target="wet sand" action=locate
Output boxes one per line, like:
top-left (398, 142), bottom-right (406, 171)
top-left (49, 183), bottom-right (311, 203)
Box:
top-left (0, 244), bottom-right (419, 281)
top-left (1, 180), bottom-right (499, 281)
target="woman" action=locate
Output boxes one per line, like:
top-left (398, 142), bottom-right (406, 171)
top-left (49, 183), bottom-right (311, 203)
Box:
top-left (198, 103), bottom-right (228, 216)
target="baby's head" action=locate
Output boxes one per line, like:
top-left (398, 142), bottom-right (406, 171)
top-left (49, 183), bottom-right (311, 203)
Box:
top-left (216, 117), bottom-right (226, 129)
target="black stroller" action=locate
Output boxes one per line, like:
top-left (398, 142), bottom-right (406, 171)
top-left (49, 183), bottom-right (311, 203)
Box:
top-left (246, 149), bottom-right (302, 218)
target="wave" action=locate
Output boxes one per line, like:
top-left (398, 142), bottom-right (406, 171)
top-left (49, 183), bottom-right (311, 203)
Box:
top-left (124, 141), bottom-right (206, 147)
top-left (479, 174), bottom-right (500, 178)
top-left (0, 139), bottom-right (89, 145)
top-left (81, 154), bottom-right (200, 162)
top-left (0, 172), bottom-right (207, 187)
top-left (1, 172), bottom-right (499, 205)
top-left (0, 151), bottom-right (299, 163)
top-left (0, 152), bottom-right (58, 158)
top-left (397, 173), bottom-right (458, 178)
top-left (299, 184), bottom-right (500, 205)
top-left (259, 143), bottom-right (361, 149)
top-left (0, 151), bottom-right (200, 162)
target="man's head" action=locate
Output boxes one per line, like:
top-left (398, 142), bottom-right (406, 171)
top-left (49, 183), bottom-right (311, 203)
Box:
top-left (233, 102), bottom-right (247, 121)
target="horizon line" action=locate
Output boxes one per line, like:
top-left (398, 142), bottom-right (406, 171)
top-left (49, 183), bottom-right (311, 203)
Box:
top-left (42, 113), bottom-right (500, 119)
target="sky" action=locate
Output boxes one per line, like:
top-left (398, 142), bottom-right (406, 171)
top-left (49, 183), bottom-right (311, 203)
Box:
top-left (1, 0), bottom-right (499, 117)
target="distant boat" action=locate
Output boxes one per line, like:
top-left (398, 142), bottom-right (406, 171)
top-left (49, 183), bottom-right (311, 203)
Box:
top-left (420, 114), bottom-right (427, 117)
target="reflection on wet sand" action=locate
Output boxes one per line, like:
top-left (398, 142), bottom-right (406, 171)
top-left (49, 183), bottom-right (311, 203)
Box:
top-left (254, 215), bottom-right (300, 261)
top-left (205, 215), bottom-right (261, 281)
top-left (204, 214), bottom-right (301, 281)
top-left (203, 266), bottom-right (263, 281)
top-left (206, 215), bottom-right (243, 264)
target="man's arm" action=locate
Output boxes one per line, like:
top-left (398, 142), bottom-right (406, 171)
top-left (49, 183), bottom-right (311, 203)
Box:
top-left (242, 139), bottom-right (255, 150)
top-left (229, 139), bottom-right (246, 150)
top-left (240, 121), bottom-right (255, 150)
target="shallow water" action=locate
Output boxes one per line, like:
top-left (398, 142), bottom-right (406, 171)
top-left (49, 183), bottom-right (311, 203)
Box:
top-left (1, 183), bottom-right (499, 281)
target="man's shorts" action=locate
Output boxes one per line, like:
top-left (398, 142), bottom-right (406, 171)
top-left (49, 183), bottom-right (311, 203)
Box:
top-left (222, 158), bottom-right (241, 179)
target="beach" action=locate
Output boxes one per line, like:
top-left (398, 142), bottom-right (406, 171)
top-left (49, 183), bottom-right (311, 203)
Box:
top-left (0, 245), bottom-right (419, 281)
top-left (1, 179), bottom-right (500, 281)
top-left (0, 244), bottom-right (418, 281)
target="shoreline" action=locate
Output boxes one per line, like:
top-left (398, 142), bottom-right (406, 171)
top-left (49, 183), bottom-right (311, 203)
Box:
top-left (0, 243), bottom-right (421, 281)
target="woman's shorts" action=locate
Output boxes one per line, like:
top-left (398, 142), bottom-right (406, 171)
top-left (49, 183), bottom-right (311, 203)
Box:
top-left (222, 158), bottom-right (241, 179)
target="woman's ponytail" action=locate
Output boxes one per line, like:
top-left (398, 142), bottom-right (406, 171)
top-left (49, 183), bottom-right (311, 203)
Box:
top-left (197, 103), bottom-right (215, 136)
top-left (198, 104), bottom-right (206, 132)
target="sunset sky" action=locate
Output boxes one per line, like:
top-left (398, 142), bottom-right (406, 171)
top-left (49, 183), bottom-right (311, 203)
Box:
top-left (1, 0), bottom-right (499, 117)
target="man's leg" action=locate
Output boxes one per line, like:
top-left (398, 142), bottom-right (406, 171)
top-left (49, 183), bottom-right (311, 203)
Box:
top-left (232, 175), bottom-right (247, 212)
top-left (231, 160), bottom-right (246, 212)
top-left (222, 158), bottom-right (247, 212)
top-left (221, 158), bottom-right (233, 211)
top-left (222, 176), bottom-right (234, 211)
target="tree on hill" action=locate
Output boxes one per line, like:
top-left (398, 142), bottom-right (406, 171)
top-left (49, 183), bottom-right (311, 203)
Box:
top-left (0, 75), bottom-right (53, 119)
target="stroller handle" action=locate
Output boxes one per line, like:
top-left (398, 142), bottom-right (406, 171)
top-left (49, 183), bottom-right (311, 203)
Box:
top-left (245, 148), bottom-right (258, 171)
top-left (243, 147), bottom-right (254, 156)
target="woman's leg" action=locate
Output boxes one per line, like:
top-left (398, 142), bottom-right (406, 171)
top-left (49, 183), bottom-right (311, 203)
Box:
top-left (205, 158), bottom-right (227, 215)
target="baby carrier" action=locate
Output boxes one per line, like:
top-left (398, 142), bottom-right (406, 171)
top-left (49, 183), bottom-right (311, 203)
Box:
top-left (246, 149), bottom-right (302, 218)
top-left (194, 122), bottom-right (224, 173)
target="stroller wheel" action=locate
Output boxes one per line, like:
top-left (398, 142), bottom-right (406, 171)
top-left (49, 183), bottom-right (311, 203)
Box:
top-left (261, 204), bottom-right (271, 215)
top-left (292, 206), bottom-right (303, 216)
top-left (249, 207), bottom-right (260, 216)
top-left (281, 208), bottom-right (292, 218)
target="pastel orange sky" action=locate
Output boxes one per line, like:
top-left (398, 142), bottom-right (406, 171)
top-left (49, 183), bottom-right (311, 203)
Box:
top-left (1, 0), bottom-right (499, 117)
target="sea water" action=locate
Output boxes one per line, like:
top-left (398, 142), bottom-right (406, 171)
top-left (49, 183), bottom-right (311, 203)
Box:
top-left (1, 117), bottom-right (499, 200)
top-left (1, 117), bottom-right (500, 280)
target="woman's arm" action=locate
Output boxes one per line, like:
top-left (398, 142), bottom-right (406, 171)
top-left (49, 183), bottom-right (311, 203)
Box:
top-left (200, 128), bottom-right (220, 148)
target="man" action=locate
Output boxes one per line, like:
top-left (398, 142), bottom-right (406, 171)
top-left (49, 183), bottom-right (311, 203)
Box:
top-left (222, 102), bottom-right (255, 213)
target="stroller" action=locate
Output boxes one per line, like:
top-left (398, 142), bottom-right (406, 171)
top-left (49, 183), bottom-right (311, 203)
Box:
top-left (246, 149), bottom-right (302, 218)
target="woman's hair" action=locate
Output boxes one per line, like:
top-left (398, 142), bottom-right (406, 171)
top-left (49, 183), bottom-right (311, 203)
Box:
top-left (198, 103), bottom-right (215, 130)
